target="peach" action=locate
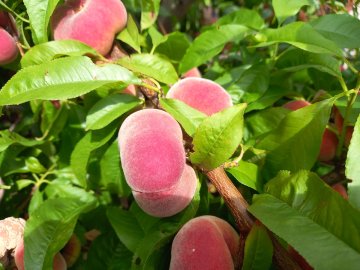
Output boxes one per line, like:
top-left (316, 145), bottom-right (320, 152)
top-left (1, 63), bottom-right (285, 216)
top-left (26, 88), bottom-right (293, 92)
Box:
top-left (122, 84), bottom-right (136, 96)
top-left (332, 183), bottom-right (348, 200)
top-left (14, 239), bottom-right (67, 270)
top-left (51, 0), bottom-right (127, 55)
top-left (283, 100), bottom-right (311, 111)
top-left (334, 108), bottom-right (353, 147)
top-left (182, 67), bottom-right (201, 78)
top-left (118, 109), bottom-right (185, 193)
top-left (170, 216), bottom-right (239, 270)
top-left (166, 78), bottom-right (233, 116)
top-left (0, 11), bottom-right (8, 27)
top-left (0, 27), bottom-right (18, 65)
top-left (61, 234), bottom-right (81, 267)
top-left (133, 165), bottom-right (197, 217)
top-left (318, 129), bottom-right (338, 162)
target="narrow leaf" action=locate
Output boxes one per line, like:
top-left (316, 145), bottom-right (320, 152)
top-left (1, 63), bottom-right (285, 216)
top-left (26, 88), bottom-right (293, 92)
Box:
top-left (86, 94), bottom-right (142, 130)
top-left (0, 56), bottom-right (141, 106)
top-left (118, 54), bottom-right (178, 85)
top-left (179, 25), bottom-right (250, 74)
top-left (242, 222), bottom-right (273, 270)
top-left (24, 195), bottom-right (96, 270)
top-left (141, 0), bottom-right (160, 30)
top-left (190, 104), bottom-right (247, 170)
top-left (117, 15), bottom-right (141, 53)
top-left (21, 40), bottom-right (98, 68)
top-left (23, 0), bottom-right (60, 43)
top-left (227, 161), bottom-right (261, 192)
top-left (160, 98), bottom-right (207, 137)
top-left (272, 0), bottom-right (312, 24)
top-left (311, 14), bottom-right (360, 49)
top-left (248, 170), bottom-right (360, 270)
top-left (0, 130), bottom-right (43, 152)
top-left (346, 114), bottom-right (360, 209)
top-left (216, 8), bottom-right (265, 30)
top-left (257, 22), bottom-right (343, 57)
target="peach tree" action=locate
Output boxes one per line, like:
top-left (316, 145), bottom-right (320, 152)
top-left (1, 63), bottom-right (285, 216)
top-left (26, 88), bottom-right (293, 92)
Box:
top-left (0, 0), bottom-right (360, 269)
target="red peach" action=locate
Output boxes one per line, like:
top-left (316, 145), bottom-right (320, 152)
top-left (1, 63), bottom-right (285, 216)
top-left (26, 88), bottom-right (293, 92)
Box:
top-left (0, 27), bottom-right (18, 65)
top-left (133, 165), bottom-right (197, 217)
top-left (182, 68), bottom-right (201, 78)
top-left (118, 109), bottom-right (185, 193)
top-left (283, 100), bottom-right (311, 111)
top-left (318, 129), bottom-right (338, 162)
top-left (170, 216), bottom-right (239, 270)
top-left (167, 78), bottom-right (233, 116)
top-left (51, 0), bottom-right (127, 55)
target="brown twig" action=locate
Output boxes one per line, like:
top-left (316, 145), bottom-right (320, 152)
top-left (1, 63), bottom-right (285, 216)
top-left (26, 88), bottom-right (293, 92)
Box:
top-left (205, 167), bottom-right (301, 270)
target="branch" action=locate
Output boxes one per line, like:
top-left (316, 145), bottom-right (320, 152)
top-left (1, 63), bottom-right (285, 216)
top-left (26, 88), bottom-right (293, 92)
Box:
top-left (206, 167), bottom-right (301, 270)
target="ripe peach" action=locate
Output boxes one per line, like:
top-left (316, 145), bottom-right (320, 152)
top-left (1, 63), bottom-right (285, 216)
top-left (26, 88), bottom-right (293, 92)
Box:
top-left (14, 239), bottom-right (67, 270)
top-left (0, 178), bottom-right (4, 202)
top-left (166, 78), bottom-right (233, 116)
top-left (0, 27), bottom-right (18, 65)
top-left (51, 0), bottom-right (127, 55)
top-left (334, 108), bottom-right (353, 147)
top-left (122, 84), bottom-right (136, 96)
top-left (283, 100), bottom-right (311, 111)
top-left (118, 109), bottom-right (185, 193)
top-left (169, 216), bottom-right (239, 270)
top-left (133, 165), bottom-right (197, 217)
top-left (332, 183), bottom-right (348, 200)
top-left (182, 68), bottom-right (201, 78)
top-left (318, 129), bottom-right (338, 162)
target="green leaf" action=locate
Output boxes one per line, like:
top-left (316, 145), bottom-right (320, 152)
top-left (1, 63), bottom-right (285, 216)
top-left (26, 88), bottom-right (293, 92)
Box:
top-left (86, 94), bottom-right (142, 130)
top-left (0, 130), bottom-right (43, 152)
top-left (155, 32), bottom-right (191, 63)
top-left (257, 99), bottom-right (334, 177)
top-left (99, 140), bottom-right (131, 196)
top-left (16, 179), bottom-right (35, 190)
top-left (276, 48), bottom-right (342, 78)
top-left (179, 25), bottom-right (250, 74)
top-left (0, 56), bottom-right (141, 106)
top-left (25, 157), bottom-right (46, 174)
top-left (257, 22), bottom-right (343, 57)
top-left (335, 96), bottom-right (360, 124)
top-left (24, 195), bottom-right (97, 270)
top-left (70, 122), bottom-right (118, 187)
top-left (242, 222), bottom-right (273, 270)
top-left (118, 53), bottom-right (178, 85)
top-left (346, 114), bottom-right (360, 209)
top-left (23, 0), bottom-right (60, 43)
top-left (248, 170), bottom-right (360, 270)
top-left (190, 104), bottom-right (247, 170)
top-left (117, 15), bottom-right (141, 53)
top-left (107, 207), bottom-right (145, 253)
top-left (216, 8), bottom-right (265, 30)
top-left (148, 26), bottom-right (165, 52)
top-left (311, 14), bottom-right (360, 49)
top-left (141, 0), bottom-right (160, 30)
top-left (160, 98), bottom-right (207, 137)
top-left (227, 161), bottom-right (261, 192)
top-left (21, 40), bottom-right (98, 68)
top-left (272, 0), bottom-right (312, 24)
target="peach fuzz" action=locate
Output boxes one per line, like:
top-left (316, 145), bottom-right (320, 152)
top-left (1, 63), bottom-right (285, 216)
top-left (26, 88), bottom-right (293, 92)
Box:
top-left (283, 100), bottom-right (311, 111)
top-left (133, 165), bottom-right (197, 217)
top-left (170, 216), bottom-right (239, 270)
top-left (0, 27), bottom-right (18, 65)
top-left (167, 78), bottom-right (233, 116)
top-left (118, 109), bottom-right (185, 193)
top-left (51, 0), bottom-right (127, 55)
top-left (14, 239), bottom-right (67, 270)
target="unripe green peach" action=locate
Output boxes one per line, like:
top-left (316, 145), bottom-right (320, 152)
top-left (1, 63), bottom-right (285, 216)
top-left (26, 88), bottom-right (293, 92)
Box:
top-left (51, 0), bottom-right (127, 55)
